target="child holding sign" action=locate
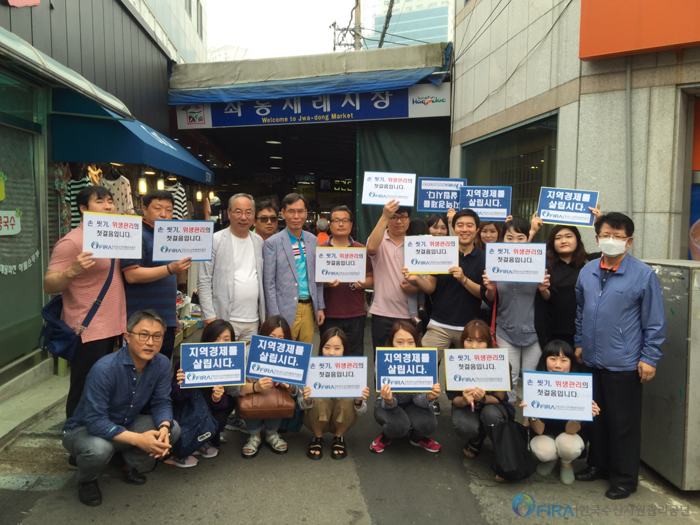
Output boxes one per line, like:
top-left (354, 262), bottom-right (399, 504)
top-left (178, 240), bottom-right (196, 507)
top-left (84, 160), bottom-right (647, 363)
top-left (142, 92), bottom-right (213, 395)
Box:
top-left (450, 320), bottom-right (514, 480)
top-left (520, 341), bottom-right (600, 485)
top-left (370, 322), bottom-right (442, 454)
top-left (302, 328), bottom-right (370, 460)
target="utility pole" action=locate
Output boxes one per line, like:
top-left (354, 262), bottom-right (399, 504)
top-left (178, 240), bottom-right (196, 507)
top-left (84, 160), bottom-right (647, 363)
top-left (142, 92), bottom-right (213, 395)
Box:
top-left (354, 0), bottom-right (362, 51)
top-left (378, 0), bottom-right (395, 48)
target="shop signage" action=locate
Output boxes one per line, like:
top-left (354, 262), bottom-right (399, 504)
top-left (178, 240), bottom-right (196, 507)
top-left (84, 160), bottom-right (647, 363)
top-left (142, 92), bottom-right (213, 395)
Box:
top-left (459, 186), bottom-right (512, 220)
top-left (484, 242), bottom-right (546, 284)
top-left (175, 83), bottom-right (451, 129)
top-left (522, 371), bottom-right (594, 422)
top-left (152, 220), bottom-right (214, 262)
top-left (306, 356), bottom-right (368, 399)
top-left (361, 171), bottom-right (416, 207)
top-left (444, 349), bottom-right (511, 392)
top-left (537, 187), bottom-right (599, 227)
top-left (315, 247), bottom-right (367, 283)
top-left (416, 177), bottom-right (466, 213)
top-left (404, 236), bottom-right (458, 274)
top-left (180, 342), bottom-right (246, 388)
top-left (0, 210), bottom-right (21, 236)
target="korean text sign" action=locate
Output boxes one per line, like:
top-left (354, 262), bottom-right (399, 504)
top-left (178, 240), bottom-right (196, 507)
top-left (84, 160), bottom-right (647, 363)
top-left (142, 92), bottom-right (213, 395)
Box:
top-left (444, 349), bottom-right (511, 392)
top-left (247, 335), bottom-right (312, 387)
top-left (82, 212), bottom-right (142, 259)
top-left (417, 178), bottom-right (467, 213)
top-left (152, 220), bottom-right (214, 262)
top-left (180, 342), bottom-right (246, 388)
top-left (315, 247), bottom-right (367, 283)
top-left (307, 356), bottom-right (368, 398)
top-left (361, 171), bottom-right (416, 207)
top-left (459, 186), bottom-right (512, 220)
top-left (404, 236), bottom-right (459, 274)
top-left (376, 348), bottom-right (438, 393)
top-left (485, 242), bottom-right (546, 283)
top-left (537, 187), bottom-right (599, 227)
top-left (522, 371), bottom-right (593, 422)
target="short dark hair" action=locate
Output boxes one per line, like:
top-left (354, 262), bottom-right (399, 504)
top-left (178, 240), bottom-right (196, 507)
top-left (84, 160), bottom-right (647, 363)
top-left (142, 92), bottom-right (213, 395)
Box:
top-left (76, 186), bottom-right (113, 215)
top-left (143, 190), bottom-right (174, 208)
top-left (396, 206), bottom-right (412, 217)
top-left (200, 320), bottom-right (236, 343)
top-left (319, 327), bottom-right (349, 355)
top-left (385, 321), bottom-right (423, 347)
top-left (258, 315), bottom-right (292, 340)
top-left (281, 193), bottom-right (307, 210)
top-left (407, 218), bottom-right (429, 236)
top-left (594, 212), bottom-right (634, 237)
top-left (426, 214), bottom-right (448, 230)
top-left (452, 209), bottom-right (480, 229)
top-left (536, 339), bottom-right (579, 373)
top-left (126, 309), bottom-right (166, 332)
top-left (255, 199), bottom-right (279, 218)
top-left (330, 205), bottom-right (354, 223)
top-left (546, 225), bottom-right (588, 268)
top-left (503, 217), bottom-right (530, 238)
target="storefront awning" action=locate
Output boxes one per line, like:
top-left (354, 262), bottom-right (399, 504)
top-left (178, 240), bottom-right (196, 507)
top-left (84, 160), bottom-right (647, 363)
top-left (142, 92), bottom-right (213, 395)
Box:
top-left (168, 42), bottom-right (451, 105)
top-left (52, 90), bottom-right (214, 185)
top-left (0, 25), bottom-right (132, 118)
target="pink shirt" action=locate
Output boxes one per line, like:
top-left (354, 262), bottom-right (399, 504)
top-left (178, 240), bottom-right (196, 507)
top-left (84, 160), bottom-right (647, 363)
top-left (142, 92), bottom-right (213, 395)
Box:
top-left (368, 230), bottom-right (410, 319)
top-left (47, 224), bottom-right (127, 343)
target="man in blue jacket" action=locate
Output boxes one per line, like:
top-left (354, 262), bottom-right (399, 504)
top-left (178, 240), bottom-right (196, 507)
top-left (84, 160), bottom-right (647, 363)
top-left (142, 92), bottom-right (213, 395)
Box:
top-left (574, 212), bottom-right (665, 500)
top-left (62, 310), bottom-right (180, 506)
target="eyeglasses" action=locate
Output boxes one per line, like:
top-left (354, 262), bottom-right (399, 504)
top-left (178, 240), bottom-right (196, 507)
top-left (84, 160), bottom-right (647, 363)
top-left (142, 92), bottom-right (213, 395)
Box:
top-left (257, 216), bottom-right (278, 223)
top-left (330, 219), bottom-right (351, 225)
top-left (231, 209), bottom-right (254, 218)
top-left (389, 215), bottom-right (410, 222)
top-left (129, 332), bottom-right (164, 342)
top-left (598, 234), bottom-right (628, 241)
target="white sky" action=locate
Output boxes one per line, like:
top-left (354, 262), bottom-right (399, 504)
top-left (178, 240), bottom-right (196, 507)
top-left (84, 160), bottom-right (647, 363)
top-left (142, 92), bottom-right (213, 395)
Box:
top-left (207, 0), bottom-right (366, 59)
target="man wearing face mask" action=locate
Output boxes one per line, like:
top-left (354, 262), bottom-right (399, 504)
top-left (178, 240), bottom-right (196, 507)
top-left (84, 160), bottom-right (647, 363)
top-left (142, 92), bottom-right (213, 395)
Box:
top-left (573, 212), bottom-right (665, 500)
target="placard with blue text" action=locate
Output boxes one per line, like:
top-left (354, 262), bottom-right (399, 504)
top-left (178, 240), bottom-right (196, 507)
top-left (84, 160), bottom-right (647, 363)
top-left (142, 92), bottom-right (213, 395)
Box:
top-left (522, 371), bottom-right (593, 422)
top-left (180, 342), bottom-right (246, 388)
top-left (537, 187), bottom-right (599, 227)
top-left (307, 356), bottom-right (368, 398)
top-left (484, 242), bottom-right (546, 283)
top-left (444, 349), bottom-right (511, 391)
top-left (417, 177), bottom-right (467, 213)
top-left (246, 335), bottom-right (312, 387)
top-left (152, 220), bottom-right (214, 261)
top-left (375, 348), bottom-right (438, 393)
top-left (82, 211), bottom-right (142, 259)
top-left (459, 186), bottom-right (512, 220)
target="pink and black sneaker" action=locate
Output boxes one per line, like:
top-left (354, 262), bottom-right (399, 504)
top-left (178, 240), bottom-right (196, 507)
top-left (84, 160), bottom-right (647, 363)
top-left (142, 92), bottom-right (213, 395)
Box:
top-left (410, 436), bottom-right (441, 453)
top-left (369, 433), bottom-right (392, 453)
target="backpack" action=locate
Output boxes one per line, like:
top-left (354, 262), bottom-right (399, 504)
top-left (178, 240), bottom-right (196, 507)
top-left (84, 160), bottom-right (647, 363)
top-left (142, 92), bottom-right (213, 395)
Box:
top-left (171, 389), bottom-right (219, 458)
top-left (490, 420), bottom-right (535, 481)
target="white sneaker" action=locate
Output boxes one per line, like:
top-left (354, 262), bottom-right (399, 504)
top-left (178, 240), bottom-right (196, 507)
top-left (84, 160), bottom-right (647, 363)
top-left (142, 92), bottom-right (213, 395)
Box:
top-left (163, 455), bottom-right (198, 468)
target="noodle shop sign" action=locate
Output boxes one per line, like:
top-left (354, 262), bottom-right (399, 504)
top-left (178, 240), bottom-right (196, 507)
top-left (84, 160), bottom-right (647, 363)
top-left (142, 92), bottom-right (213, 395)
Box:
top-left (0, 210), bottom-right (21, 236)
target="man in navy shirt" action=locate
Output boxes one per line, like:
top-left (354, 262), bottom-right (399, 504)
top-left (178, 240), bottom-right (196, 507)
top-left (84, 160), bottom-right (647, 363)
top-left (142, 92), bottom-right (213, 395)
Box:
top-left (62, 310), bottom-right (180, 506)
top-left (122, 190), bottom-right (192, 359)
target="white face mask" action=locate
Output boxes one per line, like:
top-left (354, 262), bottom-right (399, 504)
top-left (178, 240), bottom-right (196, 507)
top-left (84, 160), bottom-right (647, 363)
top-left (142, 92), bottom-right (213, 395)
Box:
top-left (598, 237), bottom-right (627, 257)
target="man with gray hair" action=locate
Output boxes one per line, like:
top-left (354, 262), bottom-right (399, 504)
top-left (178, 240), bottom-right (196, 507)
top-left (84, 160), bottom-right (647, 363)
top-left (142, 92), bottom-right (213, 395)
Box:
top-left (198, 193), bottom-right (265, 342)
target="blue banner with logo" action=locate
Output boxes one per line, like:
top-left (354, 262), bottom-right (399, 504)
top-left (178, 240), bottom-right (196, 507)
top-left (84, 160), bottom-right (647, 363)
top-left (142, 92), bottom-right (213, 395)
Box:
top-left (247, 335), bottom-right (312, 387)
top-left (375, 348), bottom-right (438, 393)
top-left (416, 177), bottom-right (467, 213)
top-left (459, 186), bottom-right (511, 220)
top-left (180, 342), bottom-right (246, 388)
top-left (536, 187), bottom-right (599, 227)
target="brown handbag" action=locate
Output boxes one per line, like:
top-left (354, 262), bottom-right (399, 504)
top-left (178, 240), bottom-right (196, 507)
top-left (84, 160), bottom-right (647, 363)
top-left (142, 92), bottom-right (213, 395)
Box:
top-left (237, 385), bottom-right (295, 419)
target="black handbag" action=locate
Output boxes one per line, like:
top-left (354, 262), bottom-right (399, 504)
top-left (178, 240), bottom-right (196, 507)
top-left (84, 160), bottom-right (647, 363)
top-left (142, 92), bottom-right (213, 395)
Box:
top-left (490, 420), bottom-right (535, 481)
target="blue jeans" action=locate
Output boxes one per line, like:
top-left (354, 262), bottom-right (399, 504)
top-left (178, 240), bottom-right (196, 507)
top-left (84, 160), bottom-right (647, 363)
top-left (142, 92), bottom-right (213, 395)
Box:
top-left (244, 418), bottom-right (282, 435)
top-left (62, 414), bottom-right (181, 483)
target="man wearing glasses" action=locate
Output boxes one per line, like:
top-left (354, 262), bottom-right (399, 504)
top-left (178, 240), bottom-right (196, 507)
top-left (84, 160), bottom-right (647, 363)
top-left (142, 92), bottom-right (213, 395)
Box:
top-left (62, 310), bottom-right (181, 506)
top-left (264, 193), bottom-right (325, 343)
top-left (366, 199), bottom-right (420, 349)
top-left (198, 193), bottom-right (266, 342)
top-left (254, 199), bottom-right (280, 241)
top-left (320, 206), bottom-right (374, 355)
top-left (574, 212), bottom-right (666, 500)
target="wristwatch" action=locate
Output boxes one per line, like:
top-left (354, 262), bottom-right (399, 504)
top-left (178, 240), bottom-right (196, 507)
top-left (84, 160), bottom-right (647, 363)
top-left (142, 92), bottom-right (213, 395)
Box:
top-left (157, 423), bottom-right (171, 432)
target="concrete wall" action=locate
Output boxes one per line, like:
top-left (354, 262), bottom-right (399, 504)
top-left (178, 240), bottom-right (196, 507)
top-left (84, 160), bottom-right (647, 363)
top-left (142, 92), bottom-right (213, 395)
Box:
top-left (451, 0), bottom-right (700, 259)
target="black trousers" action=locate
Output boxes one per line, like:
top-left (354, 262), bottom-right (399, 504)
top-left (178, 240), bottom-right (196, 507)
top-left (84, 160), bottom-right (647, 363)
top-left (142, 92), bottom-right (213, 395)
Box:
top-left (321, 315), bottom-right (367, 356)
top-left (160, 326), bottom-right (177, 361)
top-left (587, 367), bottom-right (643, 490)
top-left (371, 314), bottom-right (411, 353)
top-left (66, 336), bottom-right (119, 418)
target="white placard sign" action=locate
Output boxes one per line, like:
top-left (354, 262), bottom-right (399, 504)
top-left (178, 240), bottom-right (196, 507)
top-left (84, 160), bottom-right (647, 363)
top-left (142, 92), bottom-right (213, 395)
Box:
top-left (315, 247), bottom-right (367, 283)
top-left (522, 371), bottom-right (594, 422)
top-left (484, 242), bottom-right (546, 283)
top-left (444, 349), bottom-right (511, 391)
top-left (361, 171), bottom-right (416, 207)
top-left (307, 356), bottom-right (368, 399)
top-left (82, 211), bottom-right (143, 259)
top-left (404, 236), bottom-right (459, 274)
top-left (152, 220), bottom-right (214, 262)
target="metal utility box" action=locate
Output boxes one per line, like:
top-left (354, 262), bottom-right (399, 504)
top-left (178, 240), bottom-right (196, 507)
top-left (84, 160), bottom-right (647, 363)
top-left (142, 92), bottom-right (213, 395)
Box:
top-left (640, 260), bottom-right (700, 490)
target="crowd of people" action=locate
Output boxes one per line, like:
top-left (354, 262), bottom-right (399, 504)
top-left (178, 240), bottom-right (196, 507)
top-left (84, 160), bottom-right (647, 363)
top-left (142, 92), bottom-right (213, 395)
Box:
top-left (46, 185), bottom-right (666, 506)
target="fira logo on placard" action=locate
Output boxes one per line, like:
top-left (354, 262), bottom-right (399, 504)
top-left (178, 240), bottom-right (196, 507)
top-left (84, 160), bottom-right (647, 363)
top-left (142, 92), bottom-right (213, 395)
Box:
top-left (531, 400), bottom-right (555, 410)
top-left (313, 382), bottom-right (323, 389)
top-left (453, 374), bottom-right (475, 383)
top-left (160, 246), bottom-right (170, 253)
top-left (91, 241), bottom-right (113, 250)
top-left (186, 373), bottom-right (197, 382)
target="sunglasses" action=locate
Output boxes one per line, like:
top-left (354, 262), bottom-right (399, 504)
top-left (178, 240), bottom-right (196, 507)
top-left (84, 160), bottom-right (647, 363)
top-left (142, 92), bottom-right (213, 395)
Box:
top-left (257, 216), bottom-right (278, 223)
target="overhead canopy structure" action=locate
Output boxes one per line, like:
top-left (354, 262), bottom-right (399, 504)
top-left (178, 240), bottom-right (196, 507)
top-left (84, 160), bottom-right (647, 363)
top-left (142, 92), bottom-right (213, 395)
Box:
top-left (169, 42), bottom-right (451, 104)
top-left (52, 90), bottom-right (214, 185)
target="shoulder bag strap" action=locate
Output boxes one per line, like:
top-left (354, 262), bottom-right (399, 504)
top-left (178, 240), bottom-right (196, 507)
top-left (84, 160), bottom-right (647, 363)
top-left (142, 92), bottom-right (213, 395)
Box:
top-left (77, 259), bottom-right (116, 334)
